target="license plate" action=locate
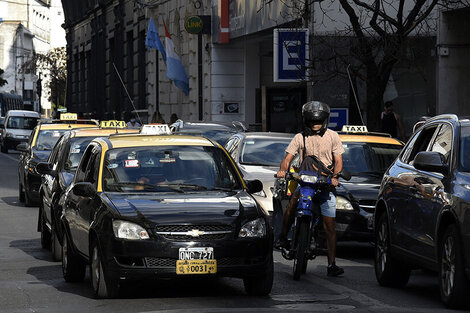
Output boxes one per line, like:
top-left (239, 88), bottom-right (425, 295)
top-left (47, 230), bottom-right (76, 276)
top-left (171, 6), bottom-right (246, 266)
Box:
top-left (176, 259), bottom-right (217, 274)
top-left (179, 247), bottom-right (214, 260)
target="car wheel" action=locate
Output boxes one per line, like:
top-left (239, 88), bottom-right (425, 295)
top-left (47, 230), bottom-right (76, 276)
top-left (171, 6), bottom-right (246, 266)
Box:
top-left (374, 214), bottom-right (410, 287)
top-left (40, 209), bottom-right (51, 250)
top-left (439, 225), bottom-right (470, 309)
top-left (62, 232), bottom-right (86, 282)
top-left (243, 253), bottom-right (273, 296)
top-left (91, 241), bottom-right (119, 298)
top-left (51, 223), bottom-right (61, 262)
top-left (19, 183), bottom-right (25, 202)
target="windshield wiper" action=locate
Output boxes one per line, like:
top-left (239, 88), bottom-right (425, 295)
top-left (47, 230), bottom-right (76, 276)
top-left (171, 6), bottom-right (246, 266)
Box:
top-left (210, 187), bottom-right (235, 192)
top-left (160, 183), bottom-right (207, 191)
top-left (108, 182), bottom-right (184, 193)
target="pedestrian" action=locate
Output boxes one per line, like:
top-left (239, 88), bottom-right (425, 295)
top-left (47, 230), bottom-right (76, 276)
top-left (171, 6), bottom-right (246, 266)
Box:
top-left (381, 101), bottom-right (405, 140)
top-left (127, 114), bottom-right (141, 128)
top-left (150, 111), bottom-right (165, 124)
top-left (169, 113), bottom-right (178, 125)
top-left (52, 108), bottom-right (58, 119)
top-left (275, 101), bottom-right (345, 277)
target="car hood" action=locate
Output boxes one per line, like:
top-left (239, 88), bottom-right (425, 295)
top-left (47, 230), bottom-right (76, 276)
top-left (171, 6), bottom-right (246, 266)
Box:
top-left (337, 173), bottom-right (383, 201)
top-left (105, 191), bottom-right (260, 225)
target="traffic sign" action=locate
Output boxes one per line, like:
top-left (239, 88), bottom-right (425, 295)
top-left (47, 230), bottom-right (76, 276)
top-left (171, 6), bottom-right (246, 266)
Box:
top-left (329, 108), bottom-right (348, 130)
top-left (273, 28), bottom-right (308, 82)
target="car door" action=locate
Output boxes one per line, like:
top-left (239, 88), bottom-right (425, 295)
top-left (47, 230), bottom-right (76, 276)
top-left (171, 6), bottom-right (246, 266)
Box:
top-left (406, 123), bottom-right (452, 260)
top-left (19, 127), bottom-right (36, 187)
top-left (388, 124), bottom-right (440, 252)
top-left (42, 135), bottom-right (64, 225)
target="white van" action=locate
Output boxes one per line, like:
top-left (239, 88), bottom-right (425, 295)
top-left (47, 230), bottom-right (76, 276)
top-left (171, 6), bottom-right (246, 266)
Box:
top-left (0, 110), bottom-right (41, 153)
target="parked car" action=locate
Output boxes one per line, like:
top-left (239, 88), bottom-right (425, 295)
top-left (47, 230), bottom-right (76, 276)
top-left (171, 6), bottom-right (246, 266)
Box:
top-left (17, 119), bottom-right (98, 206)
top-left (225, 132), bottom-right (295, 215)
top-left (1, 110), bottom-right (40, 153)
top-left (36, 124), bottom-right (138, 261)
top-left (374, 114), bottom-right (470, 309)
top-left (53, 125), bottom-right (272, 298)
top-left (171, 120), bottom-right (247, 146)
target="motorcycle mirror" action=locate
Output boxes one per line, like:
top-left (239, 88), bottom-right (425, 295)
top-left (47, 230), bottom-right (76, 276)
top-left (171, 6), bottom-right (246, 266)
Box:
top-left (338, 169), bottom-right (352, 181)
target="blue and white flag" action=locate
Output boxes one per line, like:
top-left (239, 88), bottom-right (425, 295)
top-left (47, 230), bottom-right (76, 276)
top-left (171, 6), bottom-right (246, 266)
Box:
top-left (145, 18), bottom-right (166, 62)
top-left (164, 22), bottom-right (189, 96)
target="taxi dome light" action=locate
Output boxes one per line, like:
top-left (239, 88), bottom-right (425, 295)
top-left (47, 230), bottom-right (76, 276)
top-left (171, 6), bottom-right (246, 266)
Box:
top-left (60, 113), bottom-right (77, 121)
top-left (100, 120), bottom-right (127, 128)
top-left (342, 125), bottom-right (368, 133)
top-left (140, 124), bottom-right (172, 135)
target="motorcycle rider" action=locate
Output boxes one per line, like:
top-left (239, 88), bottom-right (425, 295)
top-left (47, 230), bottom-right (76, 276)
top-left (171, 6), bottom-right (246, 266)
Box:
top-left (275, 101), bottom-right (345, 277)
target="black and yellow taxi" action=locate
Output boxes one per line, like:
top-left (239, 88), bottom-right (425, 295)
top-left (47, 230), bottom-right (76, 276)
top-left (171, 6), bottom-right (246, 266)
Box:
top-left (17, 113), bottom-right (98, 206)
top-left (36, 120), bottom-right (137, 260)
top-left (334, 125), bottom-right (404, 241)
top-left (52, 124), bottom-right (272, 298)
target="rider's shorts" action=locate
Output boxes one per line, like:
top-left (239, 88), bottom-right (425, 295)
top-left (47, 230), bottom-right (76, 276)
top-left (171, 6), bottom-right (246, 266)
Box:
top-left (295, 186), bottom-right (336, 218)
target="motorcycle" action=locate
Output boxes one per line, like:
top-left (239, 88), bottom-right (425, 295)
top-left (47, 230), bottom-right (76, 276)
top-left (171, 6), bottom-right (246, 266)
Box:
top-left (275, 168), bottom-right (351, 280)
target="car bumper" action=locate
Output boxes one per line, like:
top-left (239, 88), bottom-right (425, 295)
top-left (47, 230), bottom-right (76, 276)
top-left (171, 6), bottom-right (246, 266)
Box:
top-left (335, 210), bottom-right (374, 242)
top-left (101, 236), bottom-right (273, 281)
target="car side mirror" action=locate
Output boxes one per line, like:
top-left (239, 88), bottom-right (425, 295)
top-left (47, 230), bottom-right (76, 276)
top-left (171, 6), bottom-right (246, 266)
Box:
top-left (338, 169), bottom-right (352, 181)
top-left (16, 142), bottom-right (29, 152)
top-left (72, 182), bottom-right (96, 198)
top-left (413, 151), bottom-right (448, 175)
top-left (36, 162), bottom-right (57, 176)
top-left (246, 179), bottom-right (263, 194)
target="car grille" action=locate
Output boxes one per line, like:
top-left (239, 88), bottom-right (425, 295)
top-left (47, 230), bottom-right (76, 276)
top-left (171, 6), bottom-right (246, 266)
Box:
top-left (358, 200), bottom-right (376, 213)
top-left (144, 257), bottom-right (244, 268)
top-left (155, 225), bottom-right (233, 241)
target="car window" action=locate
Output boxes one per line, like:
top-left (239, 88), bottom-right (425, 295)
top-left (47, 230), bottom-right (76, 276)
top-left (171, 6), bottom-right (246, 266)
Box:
top-left (48, 135), bottom-right (65, 167)
top-left (225, 137), bottom-right (239, 154)
top-left (429, 124), bottom-right (453, 164)
top-left (460, 126), bottom-right (470, 172)
top-left (342, 143), bottom-right (403, 173)
top-left (75, 145), bottom-right (95, 183)
top-left (240, 138), bottom-right (292, 166)
top-left (6, 116), bottom-right (38, 129)
top-left (84, 147), bottom-right (101, 186)
top-left (406, 125), bottom-right (439, 165)
top-left (102, 145), bottom-right (243, 192)
top-left (34, 129), bottom-right (68, 151)
top-left (65, 137), bottom-right (94, 171)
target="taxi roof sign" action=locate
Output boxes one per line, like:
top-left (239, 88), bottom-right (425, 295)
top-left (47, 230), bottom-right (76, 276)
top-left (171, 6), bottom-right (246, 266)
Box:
top-left (140, 124), bottom-right (172, 135)
top-left (100, 120), bottom-right (127, 128)
top-left (60, 113), bottom-right (77, 121)
top-left (341, 125), bottom-right (368, 133)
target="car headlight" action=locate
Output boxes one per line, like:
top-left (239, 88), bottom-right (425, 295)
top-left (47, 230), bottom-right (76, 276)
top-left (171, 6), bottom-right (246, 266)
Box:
top-left (336, 196), bottom-right (354, 211)
top-left (239, 218), bottom-right (266, 238)
top-left (112, 220), bottom-right (150, 240)
top-left (253, 189), bottom-right (266, 197)
top-left (300, 174), bottom-right (318, 183)
top-left (6, 132), bottom-right (13, 138)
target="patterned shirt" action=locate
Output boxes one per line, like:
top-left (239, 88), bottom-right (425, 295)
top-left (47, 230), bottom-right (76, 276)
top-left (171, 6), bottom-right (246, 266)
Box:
top-left (285, 129), bottom-right (344, 167)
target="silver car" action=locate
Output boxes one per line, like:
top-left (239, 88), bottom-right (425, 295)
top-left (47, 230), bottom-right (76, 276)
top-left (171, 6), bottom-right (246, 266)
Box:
top-left (225, 132), bottom-right (295, 215)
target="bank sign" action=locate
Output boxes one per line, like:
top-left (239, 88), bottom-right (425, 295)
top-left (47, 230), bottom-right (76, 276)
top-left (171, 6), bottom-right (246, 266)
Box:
top-left (273, 28), bottom-right (309, 82)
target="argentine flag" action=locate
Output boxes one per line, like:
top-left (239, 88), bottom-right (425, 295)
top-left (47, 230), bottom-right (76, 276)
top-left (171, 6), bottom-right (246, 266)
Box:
top-left (164, 22), bottom-right (189, 96)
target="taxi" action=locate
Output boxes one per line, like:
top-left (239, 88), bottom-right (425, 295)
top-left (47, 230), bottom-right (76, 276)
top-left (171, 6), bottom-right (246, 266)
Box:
top-left (334, 125), bottom-right (404, 242)
top-left (55, 125), bottom-right (272, 298)
top-left (36, 120), bottom-right (137, 260)
top-left (17, 113), bottom-right (98, 206)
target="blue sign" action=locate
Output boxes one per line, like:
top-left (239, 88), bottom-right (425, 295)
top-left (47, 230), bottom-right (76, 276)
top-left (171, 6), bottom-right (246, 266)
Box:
top-left (273, 29), bottom-right (308, 82)
top-left (329, 108), bottom-right (349, 130)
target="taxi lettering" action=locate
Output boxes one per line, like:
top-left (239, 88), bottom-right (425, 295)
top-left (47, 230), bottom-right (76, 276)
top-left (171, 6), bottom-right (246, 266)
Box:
top-left (100, 120), bottom-right (127, 128)
top-left (342, 125), bottom-right (368, 133)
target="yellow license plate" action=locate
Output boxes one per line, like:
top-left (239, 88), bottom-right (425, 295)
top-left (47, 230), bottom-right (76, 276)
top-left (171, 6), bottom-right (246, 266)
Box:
top-left (176, 259), bottom-right (217, 275)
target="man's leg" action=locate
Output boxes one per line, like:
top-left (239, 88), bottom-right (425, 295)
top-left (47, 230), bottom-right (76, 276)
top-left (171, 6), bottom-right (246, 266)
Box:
top-left (322, 216), bottom-right (336, 265)
top-left (275, 190), bottom-right (299, 248)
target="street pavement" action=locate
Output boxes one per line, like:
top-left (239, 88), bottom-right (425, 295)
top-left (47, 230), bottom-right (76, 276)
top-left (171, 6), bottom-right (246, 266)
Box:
top-left (0, 151), bottom-right (454, 313)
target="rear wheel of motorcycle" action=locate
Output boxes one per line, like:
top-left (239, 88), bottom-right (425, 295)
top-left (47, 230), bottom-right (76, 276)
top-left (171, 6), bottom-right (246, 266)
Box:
top-left (293, 219), bottom-right (309, 280)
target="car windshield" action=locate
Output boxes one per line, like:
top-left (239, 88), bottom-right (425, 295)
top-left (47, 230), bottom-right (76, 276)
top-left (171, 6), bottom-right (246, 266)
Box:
top-left (102, 145), bottom-right (243, 192)
top-left (7, 116), bottom-right (38, 129)
top-left (64, 137), bottom-right (94, 171)
top-left (460, 126), bottom-right (470, 172)
top-left (34, 129), bottom-right (68, 151)
top-left (342, 142), bottom-right (403, 174)
top-left (240, 137), bottom-right (292, 166)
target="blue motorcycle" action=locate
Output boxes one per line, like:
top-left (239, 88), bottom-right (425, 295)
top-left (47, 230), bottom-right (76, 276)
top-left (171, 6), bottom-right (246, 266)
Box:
top-left (279, 169), bottom-right (351, 280)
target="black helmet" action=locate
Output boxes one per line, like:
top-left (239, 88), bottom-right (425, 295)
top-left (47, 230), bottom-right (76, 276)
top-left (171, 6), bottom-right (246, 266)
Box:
top-left (302, 101), bottom-right (330, 136)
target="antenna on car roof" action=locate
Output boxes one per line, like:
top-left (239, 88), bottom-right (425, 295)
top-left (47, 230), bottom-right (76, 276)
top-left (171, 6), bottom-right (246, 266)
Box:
top-left (112, 63), bottom-right (142, 125)
top-left (347, 64), bottom-right (365, 126)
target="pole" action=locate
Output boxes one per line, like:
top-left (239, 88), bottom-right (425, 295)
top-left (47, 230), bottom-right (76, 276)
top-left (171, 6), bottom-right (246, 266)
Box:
top-left (198, 33), bottom-right (203, 121)
top-left (112, 62), bottom-right (142, 123)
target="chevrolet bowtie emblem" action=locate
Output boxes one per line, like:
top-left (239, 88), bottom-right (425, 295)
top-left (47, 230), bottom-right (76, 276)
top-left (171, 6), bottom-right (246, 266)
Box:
top-left (186, 229), bottom-right (205, 237)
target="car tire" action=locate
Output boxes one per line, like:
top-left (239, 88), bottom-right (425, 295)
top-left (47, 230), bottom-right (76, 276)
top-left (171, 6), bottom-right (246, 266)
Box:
top-left (62, 232), bottom-right (86, 282)
top-left (19, 183), bottom-right (25, 203)
top-left (293, 219), bottom-right (309, 280)
top-left (439, 225), bottom-right (470, 309)
top-left (40, 209), bottom-right (51, 250)
top-left (374, 214), bottom-right (410, 287)
top-left (91, 241), bottom-right (119, 299)
top-left (243, 253), bottom-right (273, 296)
top-left (51, 223), bottom-right (61, 262)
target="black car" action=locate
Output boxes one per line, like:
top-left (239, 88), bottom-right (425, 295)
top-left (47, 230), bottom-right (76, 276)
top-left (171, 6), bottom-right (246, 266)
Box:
top-left (53, 132), bottom-right (272, 298)
top-left (374, 114), bottom-right (470, 309)
top-left (171, 120), bottom-right (247, 146)
top-left (37, 127), bottom-right (138, 261)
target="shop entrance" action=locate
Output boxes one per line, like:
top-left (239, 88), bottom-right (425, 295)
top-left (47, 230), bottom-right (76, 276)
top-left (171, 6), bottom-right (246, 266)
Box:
top-left (267, 88), bottom-right (306, 133)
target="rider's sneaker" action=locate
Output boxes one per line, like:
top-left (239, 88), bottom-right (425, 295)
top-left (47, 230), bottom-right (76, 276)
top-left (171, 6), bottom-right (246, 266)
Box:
top-left (274, 235), bottom-right (289, 250)
top-left (327, 263), bottom-right (344, 277)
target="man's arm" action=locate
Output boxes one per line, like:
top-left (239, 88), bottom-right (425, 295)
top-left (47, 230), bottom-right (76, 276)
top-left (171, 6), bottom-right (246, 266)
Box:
top-left (331, 154), bottom-right (343, 187)
top-left (277, 153), bottom-right (295, 178)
